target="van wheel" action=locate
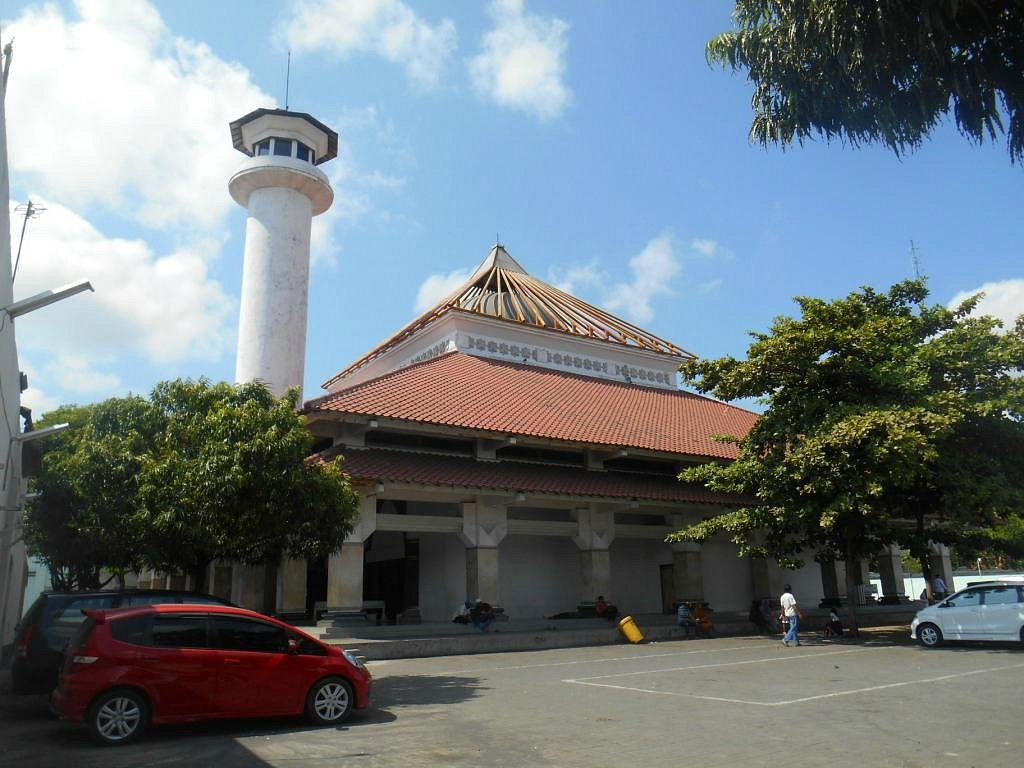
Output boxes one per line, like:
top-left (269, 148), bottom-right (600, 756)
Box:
top-left (306, 676), bottom-right (354, 725)
top-left (918, 623), bottom-right (942, 648)
top-left (87, 688), bottom-right (149, 746)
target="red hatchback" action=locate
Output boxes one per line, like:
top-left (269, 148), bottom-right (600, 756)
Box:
top-left (51, 603), bottom-right (371, 746)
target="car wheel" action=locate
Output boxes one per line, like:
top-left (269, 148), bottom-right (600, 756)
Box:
top-left (87, 688), bottom-right (149, 746)
top-left (918, 622), bottom-right (942, 648)
top-left (306, 676), bottom-right (354, 725)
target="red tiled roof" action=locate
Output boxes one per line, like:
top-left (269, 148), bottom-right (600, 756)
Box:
top-left (306, 352), bottom-right (757, 460)
top-left (323, 446), bottom-right (748, 505)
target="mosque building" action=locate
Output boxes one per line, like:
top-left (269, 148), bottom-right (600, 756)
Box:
top-left (208, 106), bottom-right (930, 622)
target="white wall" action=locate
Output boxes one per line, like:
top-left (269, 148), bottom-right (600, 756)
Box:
top-left (778, 553), bottom-right (825, 607)
top-left (500, 535), bottom-right (579, 619)
top-left (418, 533), bottom-right (466, 622)
top-left (702, 538), bottom-right (752, 612)
top-left (612, 539), bottom-right (671, 615)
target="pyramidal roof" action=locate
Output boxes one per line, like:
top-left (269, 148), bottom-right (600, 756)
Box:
top-left (323, 245), bottom-right (694, 389)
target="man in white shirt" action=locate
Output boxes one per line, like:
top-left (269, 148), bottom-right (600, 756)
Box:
top-left (932, 575), bottom-right (948, 601)
top-left (780, 584), bottom-right (801, 647)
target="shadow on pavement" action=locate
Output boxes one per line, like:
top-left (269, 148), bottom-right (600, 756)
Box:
top-left (372, 673), bottom-right (486, 708)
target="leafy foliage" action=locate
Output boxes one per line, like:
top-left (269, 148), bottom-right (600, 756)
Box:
top-left (709, 1), bottom-right (1024, 162)
top-left (24, 379), bottom-right (359, 592)
top-left (669, 280), bottom-right (1024, 625)
top-left (25, 399), bottom-right (158, 590)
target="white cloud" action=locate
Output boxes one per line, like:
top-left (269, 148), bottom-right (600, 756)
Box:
top-left (688, 239), bottom-right (737, 260)
top-left (468, 0), bottom-right (571, 120)
top-left (282, 0), bottom-right (457, 88)
top-left (604, 236), bottom-right (681, 325)
top-left (5, 0), bottom-right (271, 231)
top-left (49, 353), bottom-right (123, 394)
top-left (10, 199), bottom-right (235, 366)
top-left (949, 278), bottom-right (1024, 329)
top-left (310, 107), bottom-right (411, 268)
top-left (547, 261), bottom-right (604, 294)
top-left (414, 268), bottom-right (472, 313)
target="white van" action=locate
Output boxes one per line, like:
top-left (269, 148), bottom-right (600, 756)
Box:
top-left (911, 579), bottom-right (1024, 647)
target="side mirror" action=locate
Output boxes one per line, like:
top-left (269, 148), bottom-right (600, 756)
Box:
top-left (287, 638), bottom-right (300, 655)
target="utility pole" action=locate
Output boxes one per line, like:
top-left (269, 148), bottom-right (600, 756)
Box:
top-left (0, 39), bottom-right (92, 660)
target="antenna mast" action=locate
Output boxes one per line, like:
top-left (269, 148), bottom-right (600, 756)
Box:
top-left (909, 240), bottom-right (921, 280)
top-left (285, 51), bottom-right (291, 110)
top-left (12, 199), bottom-right (45, 283)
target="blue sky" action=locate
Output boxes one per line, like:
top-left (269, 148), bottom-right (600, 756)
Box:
top-left (3, 0), bottom-right (1022, 416)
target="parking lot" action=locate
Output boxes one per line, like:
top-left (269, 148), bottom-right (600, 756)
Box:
top-left (2, 629), bottom-right (1021, 767)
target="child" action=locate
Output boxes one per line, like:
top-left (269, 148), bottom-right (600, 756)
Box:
top-left (824, 607), bottom-right (844, 639)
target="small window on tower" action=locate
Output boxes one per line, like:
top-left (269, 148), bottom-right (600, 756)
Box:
top-left (255, 140), bottom-right (271, 156)
top-left (296, 142), bottom-right (311, 162)
top-left (273, 138), bottom-right (293, 157)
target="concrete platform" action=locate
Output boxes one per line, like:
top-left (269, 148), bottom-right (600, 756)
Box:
top-left (296, 604), bottom-right (920, 661)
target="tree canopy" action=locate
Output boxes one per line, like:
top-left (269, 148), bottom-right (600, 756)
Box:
top-left (668, 280), bottom-right (1024, 629)
top-left (709, 1), bottom-right (1024, 162)
top-left (25, 379), bottom-right (359, 597)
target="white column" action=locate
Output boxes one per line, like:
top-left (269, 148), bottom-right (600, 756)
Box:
top-left (460, 500), bottom-right (508, 605)
top-left (572, 506), bottom-right (615, 603)
top-left (326, 495), bottom-right (377, 612)
top-left (235, 187), bottom-right (313, 398)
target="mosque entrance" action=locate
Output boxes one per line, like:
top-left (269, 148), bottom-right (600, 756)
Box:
top-left (306, 556), bottom-right (328, 617)
top-left (363, 531), bottom-right (419, 623)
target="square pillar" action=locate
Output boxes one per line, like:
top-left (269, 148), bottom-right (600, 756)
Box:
top-left (466, 547), bottom-right (501, 604)
top-left (279, 558), bottom-right (308, 614)
top-left (578, 548), bottom-right (611, 604)
top-left (232, 564), bottom-right (265, 610)
top-left (327, 542), bottom-right (365, 611)
top-left (212, 564), bottom-right (233, 601)
top-left (929, 542), bottom-right (955, 595)
top-left (461, 500), bottom-right (508, 606)
top-left (671, 541), bottom-right (705, 605)
top-left (574, 506), bottom-right (615, 604)
top-left (819, 557), bottom-right (846, 607)
top-left (877, 544), bottom-right (908, 604)
top-left (325, 494), bottom-right (378, 614)
top-left (750, 554), bottom-right (784, 603)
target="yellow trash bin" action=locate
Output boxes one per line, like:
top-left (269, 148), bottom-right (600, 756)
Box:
top-left (618, 615), bottom-right (644, 644)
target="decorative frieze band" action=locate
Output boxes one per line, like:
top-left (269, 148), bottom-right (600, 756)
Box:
top-left (461, 333), bottom-right (675, 387)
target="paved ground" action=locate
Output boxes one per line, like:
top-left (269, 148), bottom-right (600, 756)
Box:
top-left (2, 628), bottom-right (1021, 767)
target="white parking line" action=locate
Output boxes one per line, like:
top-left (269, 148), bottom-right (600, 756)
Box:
top-left (565, 647), bottom-right (869, 683)
top-left (563, 653), bottom-right (1024, 707)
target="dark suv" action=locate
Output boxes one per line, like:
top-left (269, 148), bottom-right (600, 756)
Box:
top-left (11, 590), bottom-right (232, 694)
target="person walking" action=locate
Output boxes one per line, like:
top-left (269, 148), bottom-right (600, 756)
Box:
top-left (779, 584), bottom-right (802, 647)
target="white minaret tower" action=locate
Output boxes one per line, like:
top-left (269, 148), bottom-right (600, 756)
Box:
top-left (228, 108), bottom-right (338, 399)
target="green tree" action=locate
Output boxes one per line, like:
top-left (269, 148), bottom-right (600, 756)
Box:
top-left (25, 398), bottom-right (160, 590)
top-left (709, 1), bottom-right (1024, 162)
top-left (25, 379), bottom-right (360, 605)
top-left (668, 280), bottom-right (1024, 631)
top-left (141, 379), bottom-right (359, 610)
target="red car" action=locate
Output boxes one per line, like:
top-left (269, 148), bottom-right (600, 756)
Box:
top-left (50, 603), bottom-right (371, 746)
